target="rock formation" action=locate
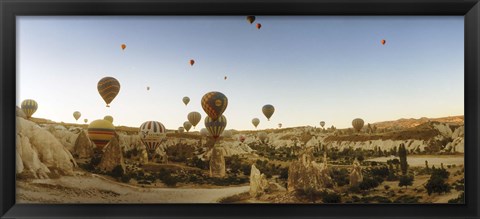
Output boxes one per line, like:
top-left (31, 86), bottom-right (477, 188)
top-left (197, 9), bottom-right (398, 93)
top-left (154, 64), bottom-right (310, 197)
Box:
top-left (97, 137), bottom-right (126, 174)
top-left (16, 106), bottom-right (26, 119)
top-left (249, 164), bottom-right (269, 197)
top-left (287, 147), bottom-right (333, 192)
top-left (349, 158), bottom-right (363, 186)
top-left (73, 131), bottom-right (94, 159)
top-left (16, 117), bottom-right (77, 178)
top-left (209, 146), bottom-right (226, 178)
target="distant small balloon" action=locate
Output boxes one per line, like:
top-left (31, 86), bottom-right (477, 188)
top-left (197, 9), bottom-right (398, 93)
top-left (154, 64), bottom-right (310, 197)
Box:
top-left (73, 111), bottom-right (81, 121)
top-left (256, 23), bottom-right (262, 29)
top-left (147, 86), bottom-right (150, 91)
top-left (84, 119), bottom-right (88, 124)
top-left (104, 115), bottom-right (113, 123)
top-left (183, 96), bottom-right (190, 106)
top-left (21, 99), bottom-right (38, 119)
top-left (121, 44), bottom-right (126, 50)
top-left (381, 39), bottom-right (386, 45)
top-left (246, 16), bottom-right (256, 24)
top-left (189, 59), bottom-right (195, 66)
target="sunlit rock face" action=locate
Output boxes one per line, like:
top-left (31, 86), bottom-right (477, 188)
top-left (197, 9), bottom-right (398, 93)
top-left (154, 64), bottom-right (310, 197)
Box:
top-left (249, 164), bottom-right (269, 197)
top-left (16, 117), bottom-right (77, 179)
top-left (16, 106), bottom-right (26, 119)
top-left (98, 137), bottom-right (126, 174)
top-left (209, 147), bottom-right (226, 178)
top-left (73, 131), bottom-right (94, 159)
top-left (349, 159), bottom-right (363, 187)
top-left (45, 124), bottom-right (79, 152)
top-left (287, 148), bottom-right (333, 192)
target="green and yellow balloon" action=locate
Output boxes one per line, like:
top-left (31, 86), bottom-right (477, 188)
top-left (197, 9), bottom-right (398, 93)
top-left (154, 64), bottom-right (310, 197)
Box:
top-left (262, 104), bottom-right (275, 121)
top-left (21, 99), bottom-right (38, 119)
top-left (205, 115), bottom-right (227, 141)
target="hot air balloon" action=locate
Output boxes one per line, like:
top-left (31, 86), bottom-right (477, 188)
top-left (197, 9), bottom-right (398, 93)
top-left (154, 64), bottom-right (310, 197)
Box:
top-left (84, 119), bottom-right (88, 124)
top-left (262, 104), bottom-right (275, 121)
top-left (139, 121), bottom-right (166, 152)
top-left (187, 111), bottom-right (201, 128)
top-left (239, 135), bottom-right (246, 143)
top-left (97, 77), bottom-right (120, 107)
top-left (320, 121), bottom-right (325, 128)
top-left (204, 115), bottom-right (227, 141)
top-left (352, 118), bottom-right (365, 132)
top-left (73, 111), bottom-right (81, 121)
top-left (252, 118), bottom-right (260, 128)
top-left (104, 115), bottom-right (113, 123)
top-left (183, 96), bottom-right (190, 106)
top-left (201, 91), bottom-right (228, 121)
top-left (183, 121), bottom-right (192, 132)
top-left (189, 59), bottom-right (195, 66)
top-left (224, 76), bottom-right (227, 80)
top-left (256, 23), bottom-right (262, 29)
top-left (121, 44), bottom-right (126, 51)
top-left (381, 39), bottom-right (386, 45)
top-left (278, 123), bottom-right (282, 128)
top-left (200, 128), bottom-right (210, 137)
top-left (21, 99), bottom-right (38, 119)
top-left (246, 16), bottom-right (256, 24)
top-left (87, 119), bottom-right (115, 150)
top-left (258, 132), bottom-right (268, 143)
top-left (147, 86), bottom-right (150, 91)
top-left (178, 127), bottom-right (185, 133)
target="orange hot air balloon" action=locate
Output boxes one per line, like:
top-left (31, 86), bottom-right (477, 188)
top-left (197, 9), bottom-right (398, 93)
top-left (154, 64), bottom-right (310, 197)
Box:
top-left (189, 59), bottom-right (195, 66)
top-left (381, 39), bottom-right (386, 45)
top-left (256, 23), bottom-right (262, 29)
top-left (121, 44), bottom-right (126, 50)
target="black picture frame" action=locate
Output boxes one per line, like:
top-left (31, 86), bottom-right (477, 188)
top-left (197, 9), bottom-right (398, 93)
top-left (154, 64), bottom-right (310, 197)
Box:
top-left (1, 0), bottom-right (479, 218)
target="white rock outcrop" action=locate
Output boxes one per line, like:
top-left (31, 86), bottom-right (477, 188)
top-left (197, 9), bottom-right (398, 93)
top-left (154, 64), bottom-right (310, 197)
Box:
top-left (249, 164), bottom-right (270, 197)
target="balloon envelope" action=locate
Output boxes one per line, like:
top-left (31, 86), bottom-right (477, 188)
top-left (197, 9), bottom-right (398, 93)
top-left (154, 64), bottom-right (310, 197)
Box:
top-left (204, 115), bottom-right (227, 140)
top-left (104, 115), bottom-right (114, 123)
top-left (183, 121), bottom-right (192, 132)
top-left (381, 39), bottom-right (386, 45)
top-left (178, 127), bottom-right (185, 133)
top-left (139, 121), bottom-right (166, 152)
top-left (21, 99), bottom-right (38, 119)
top-left (352, 118), bottom-right (365, 132)
top-left (189, 59), bottom-right (195, 66)
top-left (87, 119), bottom-right (115, 150)
top-left (320, 121), bottom-right (325, 128)
top-left (258, 132), bottom-right (268, 143)
top-left (183, 96), bottom-right (190, 106)
top-left (73, 111), bottom-right (81, 121)
top-left (246, 16), bottom-right (256, 24)
top-left (201, 91), bottom-right (228, 121)
top-left (187, 111), bottom-right (201, 128)
top-left (256, 23), bottom-right (262, 29)
top-left (262, 104), bottom-right (275, 121)
top-left (84, 119), bottom-right (88, 124)
top-left (121, 44), bottom-right (126, 50)
top-left (239, 135), bottom-right (246, 143)
top-left (252, 118), bottom-right (260, 128)
top-left (97, 77), bottom-right (120, 107)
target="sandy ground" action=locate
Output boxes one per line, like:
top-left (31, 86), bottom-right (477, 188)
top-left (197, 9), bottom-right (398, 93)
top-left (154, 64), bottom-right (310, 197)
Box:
top-left (366, 155), bottom-right (464, 167)
top-left (16, 172), bottom-right (249, 203)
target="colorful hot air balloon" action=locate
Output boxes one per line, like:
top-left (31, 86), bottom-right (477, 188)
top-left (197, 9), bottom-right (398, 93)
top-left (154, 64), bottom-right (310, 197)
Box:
top-left (381, 39), bottom-right (386, 45)
top-left (97, 77), bottom-right (120, 107)
top-left (258, 132), bottom-right (268, 143)
top-left (183, 121), bottom-right (192, 132)
top-left (87, 119), bottom-right (115, 150)
top-left (73, 111), bottom-right (81, 121)
top-left (178, 127), bottom-right (185, 133)
top-left (183, 96), bottom-right (190, 106)
top-left (121, 44), bottom-right (126, 51)
top-left (352, 118), bottom-right (365, 132)
top-left (278, 123), bottom-right (282, 128)
top-left (256, 23), bottom-right (262, 29)
top-left (104, 115), bottom-right (113, 123)
top-left (21, 99), bottom-right (38, 119)
top-left (139, 121), bottom-right (166, 152)
top-left (201, 91), bottom-right (228, 121)
top-left (262, 104), bottom-right (275, 121)
top-left (84, 119), bottom-right (88, 124)
top-left (320, 121), bottom-right (325, 128)
top-left (239, 135), bottom-right (246, 143)
top-left (204, 115), bottom-right (227, 141)
top-left (200, 128), bottom-right (210, 137)
top-left (246, 16), bottom-right (256, 24)
top-left (187, 111), bottom-right (201, 128)
top-left (189, 59), bottom-right (195, 66)
top-left (252, 118), bottom-right (260, 128)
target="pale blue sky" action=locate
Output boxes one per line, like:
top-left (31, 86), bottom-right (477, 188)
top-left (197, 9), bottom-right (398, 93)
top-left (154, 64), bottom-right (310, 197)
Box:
top-left (17, 16), bottom-right (464, 130)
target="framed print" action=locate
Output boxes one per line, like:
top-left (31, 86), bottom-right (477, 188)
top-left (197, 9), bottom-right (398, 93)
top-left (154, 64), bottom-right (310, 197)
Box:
top-left (1, 0), bottom-right (480, 218)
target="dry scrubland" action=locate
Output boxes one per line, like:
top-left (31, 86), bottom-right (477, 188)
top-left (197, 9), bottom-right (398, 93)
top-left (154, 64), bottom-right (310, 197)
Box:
top-left (17, 112), bottom-right (464, 204)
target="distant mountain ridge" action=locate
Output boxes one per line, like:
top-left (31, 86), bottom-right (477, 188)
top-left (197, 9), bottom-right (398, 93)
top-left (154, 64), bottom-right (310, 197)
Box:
top-left (370, 115), bottom-right (464, 129)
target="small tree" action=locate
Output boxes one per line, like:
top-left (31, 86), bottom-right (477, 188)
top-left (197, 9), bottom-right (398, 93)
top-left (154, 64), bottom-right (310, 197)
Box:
top-left (398, 175), bottom-right (414, 189)
top-left (398, 143), bottom-right (408, 175)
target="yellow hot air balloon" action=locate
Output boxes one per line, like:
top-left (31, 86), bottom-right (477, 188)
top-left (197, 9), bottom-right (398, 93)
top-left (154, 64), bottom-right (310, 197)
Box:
top-left (97, 77), bottom-right (120, 107)
top-left (204, 115), bottom-right (227, 141)
top-left (87, 119), bottom-right (115, 150)
top-left (139, 121), bottom-right (166, 152)
top-left (183, 121), bottom-right (192, 132)
top-left (252, 118), bottom-right (260, 128)
top-left (104, 115), bottom-right (113, 123)
top-left (201, 91), bottom-right (228, 121)
top-left (73, 111), bottom-right (81, 121)
top-left (352, 118), bottom-right (365, 132)
top-left (178, 127), bottom-right (185, 133)
top-left (84, 119), bottom-right (88, 124)
top-left (262, 104), bottom-right (275, 121)
top-left (182, 96), bottom-right (190, 106)
top-left (21, 99), bottom-right (38, 119)
top-left (187, 111), bottom-right (201, 128)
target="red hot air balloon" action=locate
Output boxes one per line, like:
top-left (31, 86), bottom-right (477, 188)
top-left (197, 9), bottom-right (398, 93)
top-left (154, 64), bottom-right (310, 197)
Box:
top-left (381, 39), bottom-right (386, 45)
top-left (239, 135), bottom-right (246, 143)
top-left (256, 23), bottom-right (262, 29)
top-left (189, 59), bottom-right (195, 66)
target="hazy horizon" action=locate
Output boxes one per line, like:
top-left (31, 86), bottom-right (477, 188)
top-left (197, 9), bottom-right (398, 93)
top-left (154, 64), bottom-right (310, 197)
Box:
top-left (17, 16), bottom-right (464, 130)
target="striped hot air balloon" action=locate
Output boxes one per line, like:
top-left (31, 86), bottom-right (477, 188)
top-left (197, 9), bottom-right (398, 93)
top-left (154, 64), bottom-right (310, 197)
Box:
top-left (87, 119), bottom-right (115, 150)
top-left (139, 121), bottom-right (166, 152)
top-left (320, 121), bottom-right (325, 128)
top-left (21, 99), bottom-right (38, 119)
top-left (187, 111), bottom-right (201, 128)
top-left (178, 127), bottom-right (185, 133)
top-left (73, 111), bottom-right (81, 121)
top-left (262, 104), bottom-right (275, 121)
top-left (97, 77), bottom-right (120, 107)
top-left (352, 118), bottom-right (365, 132)
top-left (104, 115), bottom-right (114, 123)
top-left (183, 121), bottom-right (192, 132)
top-left (204, 115), bottom-right (227, 141)
top-left (201, 91), bottom-right (228, 121)
top-left (252, 118), bottom-right (260, 128)
top-left (183, 96), bottom-right (190, 106)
